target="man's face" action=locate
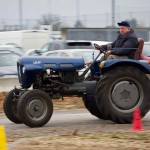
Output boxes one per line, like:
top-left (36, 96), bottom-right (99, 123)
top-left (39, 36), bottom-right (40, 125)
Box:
top-left (119, 26), bottom-right (130, 35)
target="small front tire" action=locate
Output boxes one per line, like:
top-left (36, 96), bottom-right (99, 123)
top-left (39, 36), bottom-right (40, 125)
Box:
top-left (3, 89), bottom-right (22, 124)
top-left (17, 90), bottom-right (53, 127)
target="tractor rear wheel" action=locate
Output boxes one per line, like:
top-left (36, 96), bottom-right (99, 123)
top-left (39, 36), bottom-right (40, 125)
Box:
top-left (82, 95), bottom-right (107, 119)
top-left (83, 75), bottom-right (107, 120)
top-left (96, 66), bottom-right (150, 123)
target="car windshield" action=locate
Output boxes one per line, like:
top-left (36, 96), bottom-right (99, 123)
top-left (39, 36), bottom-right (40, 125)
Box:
top-left (40, 41), bottom-right (94, 53)
top-left (143, 43), bottom-right (150, 56)
top-left (65, 42), bottom-right (93, 49)
top-left (40, 43), bottom-right (50, 53)
top-left (0, 53), bottom-right (20, 67)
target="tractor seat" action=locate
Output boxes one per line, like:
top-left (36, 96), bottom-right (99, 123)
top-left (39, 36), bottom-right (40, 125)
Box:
top-left (134, 38), bottom-right (144, 60)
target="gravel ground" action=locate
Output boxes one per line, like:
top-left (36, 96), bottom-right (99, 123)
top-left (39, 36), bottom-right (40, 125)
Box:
top-left (0, 92), bottom-right (150, 150)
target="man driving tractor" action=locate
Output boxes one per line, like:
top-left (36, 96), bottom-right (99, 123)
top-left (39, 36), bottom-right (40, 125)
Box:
top-left (94, 21), bottom-right (138, 60)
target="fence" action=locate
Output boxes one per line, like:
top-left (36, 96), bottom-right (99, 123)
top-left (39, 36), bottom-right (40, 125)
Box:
top-left (0, 11), bottom-right (150, 31)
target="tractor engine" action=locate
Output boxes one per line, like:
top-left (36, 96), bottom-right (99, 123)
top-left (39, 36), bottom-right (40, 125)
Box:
top-left (32, 69), bottom-right (79, 98)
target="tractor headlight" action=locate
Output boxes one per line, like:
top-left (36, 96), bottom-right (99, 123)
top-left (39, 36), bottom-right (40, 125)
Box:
top-left (22, 67), bottom-right (26, 74)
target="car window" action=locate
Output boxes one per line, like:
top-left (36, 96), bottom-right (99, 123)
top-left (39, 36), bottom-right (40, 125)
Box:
top-left (143, 43), bottom-right (150, 56)
top-left (40, 43), bottom-right (50, 53)
top-left (0, 53), bottom-right (20, 66)
top-left (49, 43), bottom-right (61, 50)
top-left (39, 41), bottom-right (95, 54)
top-left (64, 42), bottom-right (93, 49)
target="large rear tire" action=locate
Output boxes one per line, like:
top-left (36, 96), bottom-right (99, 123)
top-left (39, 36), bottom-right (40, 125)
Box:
top-left (3, 89), bottom-right (22, 124)
top-left (17, 89), bottom-right (53, 127)
top-left (82, 95), bottom-right (106, 119)
top-left (83, 75), bottom-right (107, 119)
top-left (96, 66), bottom-right (150, 123)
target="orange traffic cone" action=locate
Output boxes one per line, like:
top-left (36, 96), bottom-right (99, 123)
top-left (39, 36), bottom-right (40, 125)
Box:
top-left (132, 108), bottom-right (144, 131)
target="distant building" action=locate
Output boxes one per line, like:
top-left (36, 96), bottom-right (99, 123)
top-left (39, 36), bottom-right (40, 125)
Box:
top-left (62, 27), bottom-right (150, 42)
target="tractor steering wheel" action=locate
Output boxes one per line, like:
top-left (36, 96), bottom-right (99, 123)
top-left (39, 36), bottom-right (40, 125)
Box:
top-left (93, 43), bottom-right (106, 52)
top-left (93, 43), bottom-right (107, 57)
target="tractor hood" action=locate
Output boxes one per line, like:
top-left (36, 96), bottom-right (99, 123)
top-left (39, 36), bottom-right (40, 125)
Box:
top-left (17, 56), bottom-right (85, 71)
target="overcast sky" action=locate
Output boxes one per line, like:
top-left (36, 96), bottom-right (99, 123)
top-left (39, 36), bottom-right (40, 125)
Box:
top-left (0, 0), bottom-right (150, 27)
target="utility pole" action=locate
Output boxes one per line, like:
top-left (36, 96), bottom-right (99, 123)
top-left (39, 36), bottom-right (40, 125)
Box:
top-left (76, 0), bottom-right (80, 21)
top-left (19, 0), bottom-right (23, 30)
top-left (112, 0), bottom-right (115, 27)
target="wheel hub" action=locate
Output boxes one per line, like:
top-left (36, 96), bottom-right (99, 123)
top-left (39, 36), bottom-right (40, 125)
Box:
top-left (28, 99), bottom-right (44, 118)
top-left (111, 81), bottom-right (139, 110)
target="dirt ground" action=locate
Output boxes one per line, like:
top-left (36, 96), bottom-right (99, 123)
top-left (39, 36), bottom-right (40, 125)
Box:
top-left (0, 92), bottom-right (6, 113)
top-left (0, 92), bottom-right (150, 150)
top-left (8, 131), bottom-right (150, 150)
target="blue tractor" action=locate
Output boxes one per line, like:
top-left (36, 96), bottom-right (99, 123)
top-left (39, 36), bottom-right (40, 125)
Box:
top-left (3, 47), bottom-right (150, 127)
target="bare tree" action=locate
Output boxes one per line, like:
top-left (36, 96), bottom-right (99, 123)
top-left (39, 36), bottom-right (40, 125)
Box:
top-left (126, 19), bottom-right (139, 28)
top-left (74, 20), bottom-right (85, 28)
top-left (38, 14), bottom-right (61, 31)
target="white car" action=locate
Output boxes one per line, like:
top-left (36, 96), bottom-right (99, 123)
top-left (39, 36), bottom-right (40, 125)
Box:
top-left (0, 44), bottom-right (24, 56)
top-left (25, 40), bottom-right (110, 56)
top-left (0, 51), bottom-right (21, 92)
top-left (43, 49), bottom-right (100, 62)
top-left (42, 48), bottom-right (109, 77)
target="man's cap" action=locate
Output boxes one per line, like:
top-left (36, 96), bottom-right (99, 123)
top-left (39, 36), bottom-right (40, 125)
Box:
top-left (118, 21), bottom-right (130, 28)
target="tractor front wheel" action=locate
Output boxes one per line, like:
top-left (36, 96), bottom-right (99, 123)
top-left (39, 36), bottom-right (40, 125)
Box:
top-left (3, 89), bottom-right (22, 124)
top-left (17, 89), bottom-right (53, 127)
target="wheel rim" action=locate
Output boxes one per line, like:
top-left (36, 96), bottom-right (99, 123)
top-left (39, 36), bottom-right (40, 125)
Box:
top-left (110, 77), bottom-right (144, 113)
top-left (27, 98), bottom-right (47, 121)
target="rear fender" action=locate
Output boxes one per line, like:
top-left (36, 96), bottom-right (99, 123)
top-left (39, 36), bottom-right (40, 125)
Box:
top-left (101, 59), bottom-right (150, 74)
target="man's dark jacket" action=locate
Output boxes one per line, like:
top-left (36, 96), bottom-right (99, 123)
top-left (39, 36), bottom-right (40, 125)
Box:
top-left (102, 29), bottom-right (138, 59)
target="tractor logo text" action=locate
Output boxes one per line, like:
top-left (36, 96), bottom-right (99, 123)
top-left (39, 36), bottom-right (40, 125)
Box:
top-left (33, 61), bottom-right (41, 64)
